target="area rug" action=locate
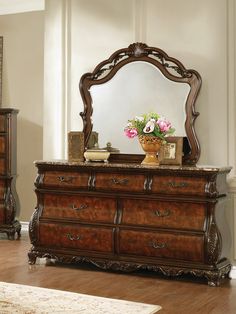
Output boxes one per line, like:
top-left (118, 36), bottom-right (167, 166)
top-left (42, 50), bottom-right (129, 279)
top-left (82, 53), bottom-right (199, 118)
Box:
top-left (0, 281), bottom-right (161, 313)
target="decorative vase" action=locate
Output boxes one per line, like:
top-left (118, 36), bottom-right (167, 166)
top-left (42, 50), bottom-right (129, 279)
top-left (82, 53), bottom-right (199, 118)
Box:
top-left (138, 135), bottom-right (163, 166)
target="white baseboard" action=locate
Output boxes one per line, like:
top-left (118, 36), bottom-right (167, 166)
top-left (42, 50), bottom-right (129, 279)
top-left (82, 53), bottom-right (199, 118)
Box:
top-left (20, 221), bottom-right (29, 232)
top-left (230, 266), bottom-right (236, 279)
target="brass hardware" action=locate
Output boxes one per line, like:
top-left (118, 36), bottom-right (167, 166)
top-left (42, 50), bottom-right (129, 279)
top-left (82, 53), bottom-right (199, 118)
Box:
top-left (154, 209), bottom-right (171, 217)
top-left (168, 181), bottom-right (188, 188)
top-left (111, 178), bottom-right (129, 185)
top-left (66, 233), bottom-right (81, 241)
top-left (71, 204), bottom-right (88, 211)
top-left (150, 241), bottom-right (166, 249)
top-left (58, 176), bottom-right (74, 183)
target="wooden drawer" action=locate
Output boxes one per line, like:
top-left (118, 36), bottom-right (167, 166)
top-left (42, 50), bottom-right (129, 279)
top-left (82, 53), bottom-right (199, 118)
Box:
top-left (95, 172), bottom-right (146, 192)
top-left (39, 223), bottom-right (114, 253)
top-left (151, 175), bottom-right (207, 196)
top-left (42, 171), bottom-right (90, 189)
top-left (0, 158), bottom-right (5, 175)
top-left (0, 180), bottom-right (6, 199)
top-left (0, 115), bottom-right (6, 132)
top-left (121, 199), bottom-right (206, 231)
top-left (42, 194), bottom-right (116, 224)
top-left (0, 135), bottom-right (6, 154)
top-left (119, 229), bottom-right (204, 262)
top-left (0, 203), bottom-right (5, 223)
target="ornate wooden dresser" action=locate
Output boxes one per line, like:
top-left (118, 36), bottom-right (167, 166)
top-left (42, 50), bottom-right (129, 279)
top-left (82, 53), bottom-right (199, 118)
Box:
top-left (0, 108), bottom-right (21, 239)
top-left (28, 43), bottom-right (232, 285)
top-left (28, 161), bottom-right (231, 286)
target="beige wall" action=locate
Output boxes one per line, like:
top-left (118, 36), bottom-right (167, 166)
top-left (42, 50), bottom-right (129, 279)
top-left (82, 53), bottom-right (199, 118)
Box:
top-left (0, 11), bottom-right (44, 221)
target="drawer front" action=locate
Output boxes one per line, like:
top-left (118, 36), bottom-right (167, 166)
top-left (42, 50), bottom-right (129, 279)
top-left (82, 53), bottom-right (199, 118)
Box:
top-left (0, 204), bottom-right (5, 223)
top-left (0, 115), bottom-right (6, 132)
top-left (151, 175), bottom-right (206, 196)
top-left (39, 223), bottom-right (114, 253)
top-left (121, 199), bottom-right (206, 231)
top-left (0, 180), bottom-right (6, 199)
top-left (0, 135), bottom-right (6, 154)
top-left (42, 194), bottom-right (116, 223)
top-left (42, 171), bottom-right (90, 189)
top-left (95, 172), bottom-right (146, 192)
top-left (0, 158), bottom-right (5, 175)
top-left (119, 229), bottom-right (204, 262)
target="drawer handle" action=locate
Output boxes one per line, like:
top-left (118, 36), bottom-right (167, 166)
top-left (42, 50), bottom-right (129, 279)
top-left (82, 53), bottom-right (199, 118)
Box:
top-left (154, 209), bottom-right (171, 217)
top-left (150, 241), bottom-right (166, 249)
top-left (58, 176), bottom-right (74, 183)
top-left (66, 233), bottom-right (82, 241)
top-left (71, 204), bottom-right (88, 211)
top-left (111, 178), bottom-right (129, 185)
top-left (168, 181), bottom-right (188, 188)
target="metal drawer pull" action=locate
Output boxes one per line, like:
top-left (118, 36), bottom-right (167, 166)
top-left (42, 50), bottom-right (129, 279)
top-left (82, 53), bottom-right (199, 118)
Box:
top-left (168, 181), bottom-right (188, 188)
top-left (58, 176), bottom-right (74, 183)
top-left (154, 209), bottom-right (171, 217)
top-left (71, 204), bottom-right (88, 211)
top-left (66, 233), bottom-right (82, 241)
top-left (150, 241), bottom-right (166, 249)
top-left (111, 178), bottom-right (129, 185)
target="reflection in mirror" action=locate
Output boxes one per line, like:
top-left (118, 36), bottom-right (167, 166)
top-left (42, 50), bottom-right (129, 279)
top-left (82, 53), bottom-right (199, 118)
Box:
top-left (91, 62), bottom-right (190, 154)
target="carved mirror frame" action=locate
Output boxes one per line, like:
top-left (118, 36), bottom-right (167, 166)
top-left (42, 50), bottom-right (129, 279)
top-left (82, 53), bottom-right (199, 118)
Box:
top-left (79, 43), bottom-right (202, 165)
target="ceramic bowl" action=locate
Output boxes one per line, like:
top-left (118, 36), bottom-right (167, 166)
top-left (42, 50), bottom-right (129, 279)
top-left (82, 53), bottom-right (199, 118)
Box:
top-left (84, 149), bottom-right (110, 162)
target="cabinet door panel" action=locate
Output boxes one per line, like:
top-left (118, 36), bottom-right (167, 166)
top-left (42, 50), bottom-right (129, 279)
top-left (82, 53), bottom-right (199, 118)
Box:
top-left (119, 229), bottom-right (204, 262)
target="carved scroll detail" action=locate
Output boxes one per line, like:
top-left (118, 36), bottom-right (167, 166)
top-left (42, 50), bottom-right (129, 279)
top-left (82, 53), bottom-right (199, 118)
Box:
top-left (27, 250), bottom-right (231, 286)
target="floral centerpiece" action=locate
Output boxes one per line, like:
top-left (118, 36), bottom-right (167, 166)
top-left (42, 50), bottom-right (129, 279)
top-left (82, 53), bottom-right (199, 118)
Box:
top-left (124, 112), bottom-right (175, 165)
top-left (124, 112), bottom-right (175, 140)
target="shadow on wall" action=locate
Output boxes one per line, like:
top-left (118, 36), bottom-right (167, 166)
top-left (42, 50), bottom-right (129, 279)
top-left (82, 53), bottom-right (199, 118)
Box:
top-left (16, 117), bottom-right (43, 222)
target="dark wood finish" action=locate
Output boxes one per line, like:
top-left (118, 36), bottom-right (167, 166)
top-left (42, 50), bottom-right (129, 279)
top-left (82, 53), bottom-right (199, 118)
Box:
top-left (79, 42), bottom-right (202, 165)
top-left (28, 161), bottom-right (231, 286)
top-left (0, 108), bottom-right (21, 239)
top-left (1, 231), bottom-right (236, 313)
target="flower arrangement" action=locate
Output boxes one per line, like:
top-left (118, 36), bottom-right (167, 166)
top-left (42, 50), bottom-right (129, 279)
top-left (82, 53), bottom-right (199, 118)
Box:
top-left (124, 112), bottom-right (175, 141)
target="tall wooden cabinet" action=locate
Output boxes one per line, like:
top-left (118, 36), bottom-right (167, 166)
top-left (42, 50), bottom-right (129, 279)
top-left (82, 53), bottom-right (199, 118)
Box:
top-left (0, 108), bottom-right (21, 239)
top-left (28, 161), bottom-right (231, 286)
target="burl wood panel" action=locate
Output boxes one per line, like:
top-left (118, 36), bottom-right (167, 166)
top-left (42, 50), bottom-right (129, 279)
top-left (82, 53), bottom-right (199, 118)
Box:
top-left (95, 172), bottom-right (146, 192)
top-left (43, 171), bottom-right (90, 189)
top-left (42, 194), bottom-right (116, 223)
top-left (119, 229), bottom-right (204, 262)
top-left (0, 115), bottom-right (5, 132)
top-left (121, 199), bottom-right (206, 231)
top-left (0, 135), bottom-right (6, 154)
top-left (0, 203), bottom-right (5, 223)
top-left (0, 179), bottom-right (6, 198)
top-left (151, 175), bottom-right (207, 196)
top-left (39, 223), bottom-right (114, 253)
top-left (0, 159), bottom-right (5, 175)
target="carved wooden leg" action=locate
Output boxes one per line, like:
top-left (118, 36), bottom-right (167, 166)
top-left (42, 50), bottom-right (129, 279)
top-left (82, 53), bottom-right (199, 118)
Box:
top-left (28, 252), bottom-right (37, 265)
top-left (7, 231), bottom-right (15, 240)
top-left (16, 227), bottom-right (21, 239)
top-left (206, 272), bottom-right (221, 287)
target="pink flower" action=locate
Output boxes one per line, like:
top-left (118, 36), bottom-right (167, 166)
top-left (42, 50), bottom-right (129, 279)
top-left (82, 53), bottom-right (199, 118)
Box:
top-left (124, 128), bottom-right (138, 138)
top-left (157, 118), bottom-right (171, 133)
top-left (143, 121), bottom-right (155, 133)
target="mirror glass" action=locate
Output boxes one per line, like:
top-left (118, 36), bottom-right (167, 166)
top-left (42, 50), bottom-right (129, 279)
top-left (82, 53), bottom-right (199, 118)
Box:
top-left (91, 62), bottom-right (190, 154)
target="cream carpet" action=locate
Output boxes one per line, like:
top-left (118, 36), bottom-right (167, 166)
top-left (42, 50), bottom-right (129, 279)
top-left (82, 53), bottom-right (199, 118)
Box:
top-left (0, 281), bottom-right (161, 314)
